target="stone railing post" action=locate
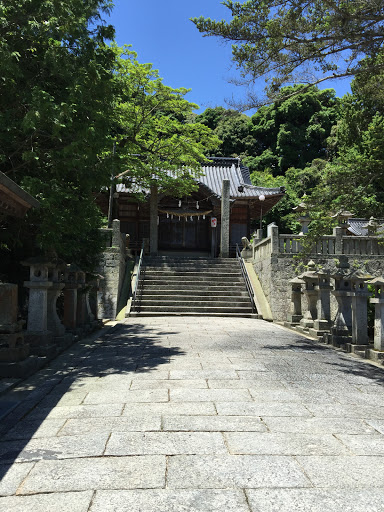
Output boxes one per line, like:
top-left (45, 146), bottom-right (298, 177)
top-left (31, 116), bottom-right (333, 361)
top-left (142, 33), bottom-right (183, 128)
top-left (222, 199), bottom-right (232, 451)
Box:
top-left (220, 179), bottom-right (230, 258)
top-left (22, 257), bottom-right (56, 356)
top-left (298, 261), bottom-right (318, 331)
top-left (268, 223), bottom-right (279, 254)
top-left (287, 277), bottom-right (304, 325)
top-left (333, 226), bottom-right (343, 254)
top-left (368, 278), bottom-right (384, 360)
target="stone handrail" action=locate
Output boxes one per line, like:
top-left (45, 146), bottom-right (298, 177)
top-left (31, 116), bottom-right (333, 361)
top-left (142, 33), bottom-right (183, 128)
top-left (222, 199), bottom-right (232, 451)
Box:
top-left (253, 236), bottom-right (272, 260)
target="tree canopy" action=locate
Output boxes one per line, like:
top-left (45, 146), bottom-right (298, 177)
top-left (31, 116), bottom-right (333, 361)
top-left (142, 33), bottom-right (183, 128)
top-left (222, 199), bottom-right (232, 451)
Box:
top-left (192, 0), bottom-right (384, 106)
top-left (0, 2), bottom-right (220, 268)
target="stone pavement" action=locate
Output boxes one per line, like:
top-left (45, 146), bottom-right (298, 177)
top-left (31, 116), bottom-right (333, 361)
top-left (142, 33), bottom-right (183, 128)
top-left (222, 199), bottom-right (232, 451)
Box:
top-left (1, 317), bottom-right (384, 511)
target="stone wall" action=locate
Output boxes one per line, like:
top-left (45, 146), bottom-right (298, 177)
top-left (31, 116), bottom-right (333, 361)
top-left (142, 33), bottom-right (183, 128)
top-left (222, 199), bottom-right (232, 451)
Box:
top-left (97, 219), bottom-right (127, 319)
top-left (252, 224), bottom-right (384, 322)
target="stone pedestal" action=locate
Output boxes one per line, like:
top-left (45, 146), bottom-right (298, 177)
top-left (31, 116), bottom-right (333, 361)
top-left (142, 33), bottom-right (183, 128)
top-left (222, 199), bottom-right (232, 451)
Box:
top-left (309, 270), bottom-right (333, 337)
top-left (287, 277), bottom-right (304, 325)
top-left (298, 261), bottom-right (318, 331)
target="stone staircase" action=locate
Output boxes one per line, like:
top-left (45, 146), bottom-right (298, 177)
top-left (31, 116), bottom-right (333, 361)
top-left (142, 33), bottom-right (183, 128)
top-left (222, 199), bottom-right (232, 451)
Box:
top-left (130, 257), bottom-right (259, 317)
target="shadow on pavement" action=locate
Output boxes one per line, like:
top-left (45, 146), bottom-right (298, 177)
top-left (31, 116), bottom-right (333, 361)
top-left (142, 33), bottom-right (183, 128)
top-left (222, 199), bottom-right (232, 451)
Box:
top-left (0, 321), bottom-right (184, 482)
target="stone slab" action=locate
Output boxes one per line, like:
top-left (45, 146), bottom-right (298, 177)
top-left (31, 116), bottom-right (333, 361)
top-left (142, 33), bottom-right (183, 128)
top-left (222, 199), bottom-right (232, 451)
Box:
top-left (170, 389), bottom-right (252, 402)
top-left (366, 419), bottom-right (384, 434)
top-left (335, 434), bottom-right (384, 455)
top-left (163, 415), bottom-right (267, 432)
top-left (167, 455), bottom-right (311, 489)
top-left (216, 402), bottom-right (312, 417)
top-left (225, 432), bottom-right (348, 455)
top-left (207, 379), bottom-right (287, 390)
top-left (169, 370), bottom-right (238, 380)
top-left (296, 455), bottom-right (384, 488)
top-left (263, 417), bottom-right (376, 435)
top-left (305, 403), bottom-right (384, 419)
top-left (0, 433), bottom-right (109, 462)
top-left (105, 432), bottom-right (227, 455)
top-left (0, 491), bottom-right (93, 512)
top-left (58, 416), bottom-right (161, 436)
top-left (83, 389), bottom-right (169, 405)
top-left (246, 488), bottom-right (384, 512)
top-left (4, 418), bottom-right (67, 440)
top-left (130, 379), bottom-right (208, 390)
top-left (90, 489), bottom-right (250, 512)
top-left (0, 463), bottom-right (35, 496)
top-left (122, 402), bottom-right (216, 416)
top-left (19, 456), bottom-right (165, 494)
top-left (26, 403), bottom-right (124, 420)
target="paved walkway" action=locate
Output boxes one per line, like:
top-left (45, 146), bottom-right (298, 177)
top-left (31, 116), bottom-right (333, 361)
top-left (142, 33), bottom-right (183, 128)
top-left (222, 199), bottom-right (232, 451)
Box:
top-left (1, 317), bottom-right (384, 511)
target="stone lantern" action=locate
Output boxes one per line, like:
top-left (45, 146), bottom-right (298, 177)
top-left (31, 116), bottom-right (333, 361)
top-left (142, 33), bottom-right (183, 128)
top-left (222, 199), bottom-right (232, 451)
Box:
top-left (363, 216), bottom-right (380, 236)
top-left (347, 270), bottom-right (372, 350)
top-left (46, 259), bottom-right (66, 339)
top-left (308, 269), bottom-right (333, 338)
top-left (293, 200), bottom-right (311, 235)
top-left (328, 256), bottom-right (353, 347)
top-left (298, 260), bottom-right (318, 331)
top-left (22, 257), bottom-right (56, 356)
top-left (331, 210), bottom-right (354, 236)
top-left (287, 277), bottom-right (305, 325)
top-left (367, 277), bottom-right (384, 360)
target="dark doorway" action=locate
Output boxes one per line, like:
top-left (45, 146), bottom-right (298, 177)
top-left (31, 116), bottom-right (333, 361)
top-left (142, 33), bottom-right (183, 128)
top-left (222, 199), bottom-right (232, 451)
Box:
top-left (158, 215), bottom-right (210, 251)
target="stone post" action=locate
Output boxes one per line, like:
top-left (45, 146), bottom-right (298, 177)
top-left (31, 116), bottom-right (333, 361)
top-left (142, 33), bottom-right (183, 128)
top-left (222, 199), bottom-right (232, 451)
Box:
top-left (348, 273), bottom-right (371, 348)
top-left (368, 278), bottom-right (384, 359)
top-left (22, 257), bottom-right (55, 356)
top-left (268, 223), bottom-right (279, 254)
top-left (220, 179), bottom-right (230, 258)
top-left (298, 261), bottom-right (318, 331)
top-left (76, 270), bottom-right (88, 333)
top-left (333, 226), bottom-right (343, 254)
top-left (287, 277), bottom-right (304, 325)
top-left (149, 183), bottom-right (158, 255)
top-left (309, 269), bottom-right (333, 337)
top-left (328, 256), bottom-right (353, 347)
top-left (63, 265), bottom-right (80, 331)
top-left (46, 263), bottom-right (65, 337)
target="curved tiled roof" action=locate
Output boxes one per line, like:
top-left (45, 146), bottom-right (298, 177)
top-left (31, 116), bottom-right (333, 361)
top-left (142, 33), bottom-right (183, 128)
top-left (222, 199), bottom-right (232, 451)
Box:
top-left (115, 157), bottom-right (285, 200)
top-left (348, 218), bottom-right (384, 236)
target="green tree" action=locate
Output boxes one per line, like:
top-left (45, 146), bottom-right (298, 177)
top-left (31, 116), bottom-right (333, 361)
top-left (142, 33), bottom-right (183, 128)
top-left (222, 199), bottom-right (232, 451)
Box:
top-left (247, 85), bottom-right (339, 174)
top-left (111, 48), bottom-right (221, 198)
top-left (192, 0), bottom-right (384, 105)
top-left (0, 0), bottom-right (117, 268)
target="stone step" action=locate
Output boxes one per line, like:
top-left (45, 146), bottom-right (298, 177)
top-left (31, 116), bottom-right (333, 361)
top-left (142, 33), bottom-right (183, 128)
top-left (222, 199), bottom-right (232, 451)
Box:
top-left (130, 312), bottom-right (261, 318)
top-left (139, 299), bottom-right (251, 307)
top-left (138, 290), bottom-right (249, 297)
top-left (142, 277), bottom-right (244, 284)
top-left (135, 305), bottom-right (253, 314)
top-left (143, 268), bottom-right (242, 275)
top-left (142, 284), bottom-right (247, 292)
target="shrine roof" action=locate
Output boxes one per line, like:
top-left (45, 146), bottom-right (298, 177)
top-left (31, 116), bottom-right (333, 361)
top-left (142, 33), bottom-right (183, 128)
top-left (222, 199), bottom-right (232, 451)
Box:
top-left (116, 157), bottom-right (285, 200)
top-left (347, 218), bottom-right (384, 236)
top-left (198, 158), bottom-right (284, 199)
top-left (0, 171), bottom-right (40, 218)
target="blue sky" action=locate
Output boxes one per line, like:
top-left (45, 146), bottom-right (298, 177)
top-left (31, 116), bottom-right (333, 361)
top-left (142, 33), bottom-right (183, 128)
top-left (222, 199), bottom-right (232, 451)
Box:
top-left (107, 0), bottom-right (352, 114)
